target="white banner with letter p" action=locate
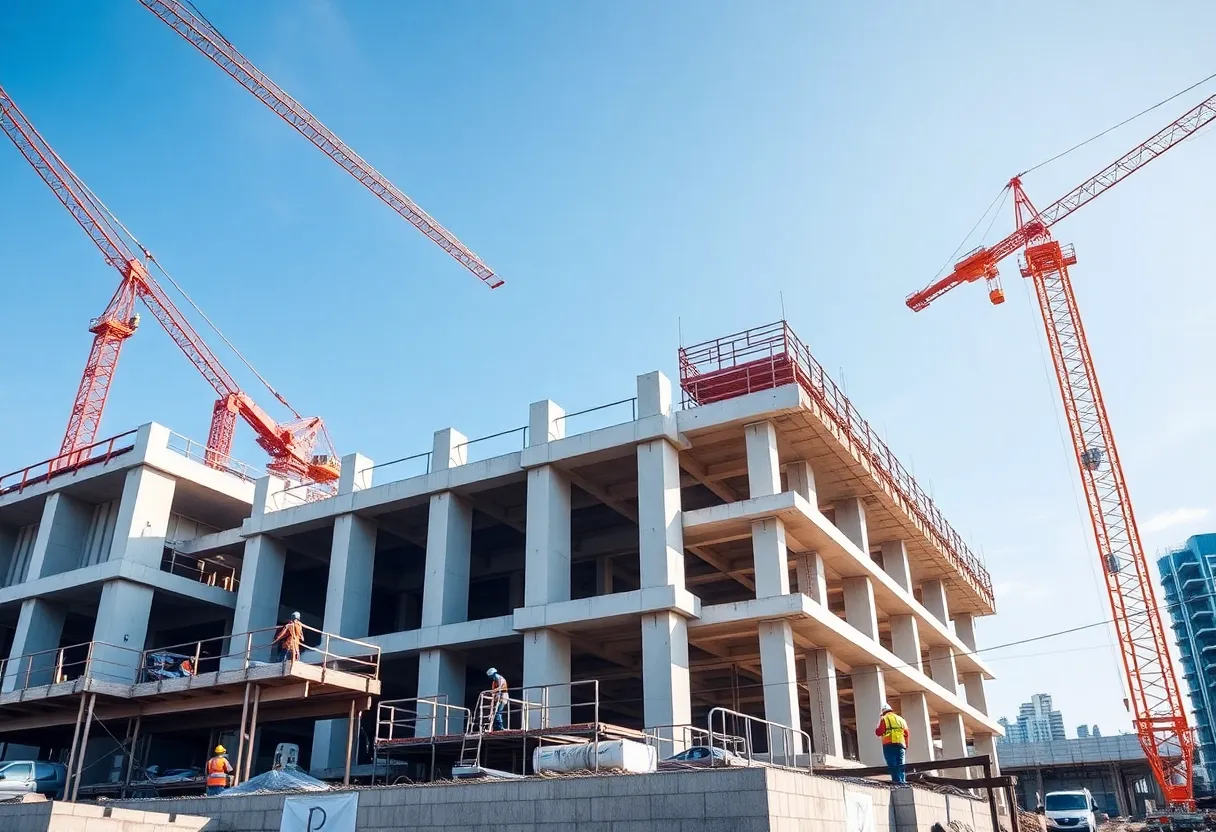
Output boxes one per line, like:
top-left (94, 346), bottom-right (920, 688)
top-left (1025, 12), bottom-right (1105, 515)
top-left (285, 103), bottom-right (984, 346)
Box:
top-left (279, 792), bottom-right (358, 832)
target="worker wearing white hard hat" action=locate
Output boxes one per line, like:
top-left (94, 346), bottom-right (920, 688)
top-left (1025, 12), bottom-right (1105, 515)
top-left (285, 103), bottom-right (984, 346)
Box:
top-left (875, 703), bottom-right (910, 784)
top-left (486, 668), bottom-right (509, 731)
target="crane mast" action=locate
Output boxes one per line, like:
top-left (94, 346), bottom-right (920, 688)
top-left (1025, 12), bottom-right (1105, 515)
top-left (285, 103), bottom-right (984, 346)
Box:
top-left (0, 83), bottom-right (338, 482)
top-left (138, 0), bottom-right (502, 290)
top-left (906, 95), bottom-right (1216, 806)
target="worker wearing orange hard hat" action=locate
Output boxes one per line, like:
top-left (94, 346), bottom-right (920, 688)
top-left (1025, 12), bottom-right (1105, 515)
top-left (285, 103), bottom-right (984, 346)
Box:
top-left (274, 612), bottom-right (305, 663)
top-left (205, 745), bottom-right (233, 796)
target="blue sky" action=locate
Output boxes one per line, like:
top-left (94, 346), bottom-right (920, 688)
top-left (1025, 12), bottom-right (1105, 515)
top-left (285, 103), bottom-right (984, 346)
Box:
top-left (2, 1), bottom-right (1216, 737)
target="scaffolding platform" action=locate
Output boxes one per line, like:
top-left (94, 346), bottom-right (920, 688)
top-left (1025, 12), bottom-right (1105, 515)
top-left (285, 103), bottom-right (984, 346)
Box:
top-left (0, 625), bottom-right (380, 799)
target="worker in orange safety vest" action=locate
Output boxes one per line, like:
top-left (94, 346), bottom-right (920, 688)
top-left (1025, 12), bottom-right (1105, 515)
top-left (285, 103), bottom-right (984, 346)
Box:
top-left (274, 612), bottom-right (305, 663)
top-left (206, 745), bottom-right (233, 795)
top-left (875, 703), bottom-right (910, 784)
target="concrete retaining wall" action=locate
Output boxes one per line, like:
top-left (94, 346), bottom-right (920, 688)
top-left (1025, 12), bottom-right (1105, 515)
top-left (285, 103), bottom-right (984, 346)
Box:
top-left (0, 768), bottom-right (998, 832)
top-left (0, 799), bottom-right (208, 832)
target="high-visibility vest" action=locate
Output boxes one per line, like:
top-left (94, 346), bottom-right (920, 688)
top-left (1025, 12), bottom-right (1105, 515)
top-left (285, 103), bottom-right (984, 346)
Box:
top-left (880, 712), bottom-right (908, 746)
top-left (206, 756), bottom-right (231, 788)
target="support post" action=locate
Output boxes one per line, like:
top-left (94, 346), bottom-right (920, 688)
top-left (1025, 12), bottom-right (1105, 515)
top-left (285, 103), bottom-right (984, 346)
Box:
top-left (70, 693), bottom-right (97, 802)
top-left (62, 694), bottom-right (88, 803)
top-left (344, 699), bottom-right (357, 786)
top-left (243, 685), bottom-right (261, 782)
top-left (122, 716), bottom-right (142, 797)
top-left (234, 682), bottom-right (252, 785)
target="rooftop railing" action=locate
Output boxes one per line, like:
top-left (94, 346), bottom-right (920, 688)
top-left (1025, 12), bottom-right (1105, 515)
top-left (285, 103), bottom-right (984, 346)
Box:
top-left (679, 320), bottom-right (994, 608)
top-left (0, 430), bottom-right (138, 497)
top-left (166, 432), bottom-right (261, 482)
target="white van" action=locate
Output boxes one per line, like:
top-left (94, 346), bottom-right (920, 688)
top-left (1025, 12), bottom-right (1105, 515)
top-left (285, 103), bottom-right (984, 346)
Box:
top-left (1043, 789), bottom-right (1100, 830)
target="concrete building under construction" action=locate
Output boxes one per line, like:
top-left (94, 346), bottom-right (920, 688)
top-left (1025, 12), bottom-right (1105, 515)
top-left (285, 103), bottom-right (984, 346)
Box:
top-left (0, 322), bottom-right (1002, 786)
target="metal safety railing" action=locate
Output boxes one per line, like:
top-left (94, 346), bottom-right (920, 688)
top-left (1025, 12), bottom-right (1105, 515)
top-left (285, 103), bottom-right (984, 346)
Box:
top-left (267, 479), bottom-right (336, 510)
top-left (678, 320), bottom-right (994, 607)
top-left (0, 640), bottom-right (145, 692)
top-left (707, 707), bottom-right (812, 771)
top-left (453, 425), bottom-right (529, 463)
top-left (551, 397), bottom-right (638, 437)
top-left (468, 679), bottom-right (601, 734)
top-left (136, 623), bottom-right (380, 683)
top-left (376, 695), bottom-right (471, 741)
top-left (0, 430), bottom-right (138, 497)
top-left (354, 450), bottom-right (433, 491)
top-left (166, 432), bottom-right (261, 482)
top-left (160, 549), bottom-right (239, 592)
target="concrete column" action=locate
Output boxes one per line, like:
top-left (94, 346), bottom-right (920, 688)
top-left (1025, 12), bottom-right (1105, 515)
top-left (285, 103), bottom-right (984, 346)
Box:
top-left (795, 551), bottom-right (827, 604)
top-left (636, 444), bottom-right (683, 588)
top-left (524, 467), bottom-right (571, 605)
top-left (522, 629), bottom-right (571, 728)
top-left (91, 579), bottom-right (155, 684)
top-left (752, 518), bottom-right (789, 598)
top-left (843, 576), bottom-right (879, 641)
top-left (0, 524), bottom-right (14, 588)
top-left (314, 454), bottom-right (378, 772)
top-left (595, 557), bottom-right (614, 596)
top-left (953, 612), bottom-right (978, 651)
top-left (641, 611), bottom-right (691, 754)
top-left (227, 476), bottom-right (288, 669)
top-left (880, 540), bottom-right (913, 592)
top-left (416, 649), bottom-right (466, 737)
top-left (107, 466), bottom-right (177, 568)
top-left (805, 649), bottom-right (842, 757)
top-left (26, 493), bottom-right (94, 579)
top-left (974, 730), bottom-right (1007, 810)
top-left (890, 615), bottom-right (922, 672)
top-left (785, 460), bottom-right (817, 505)
top-left (323, 453), bottom-right (378, 638)
top-left (834, 497), bottom-right (869, 555)
top-left (422, 433), bottom-right (473, 628)
top-left (758, 620), bottom-right (804, 760)
top-left (921, 579), bottom-right (950, 624)
top-left (852, 665), bottom-right (887, 766)
top-left (928, 646), bottom-right (959, 694)
top-left (938, 711), bottom-right (968, 777)
top-left (1109, 763), bottom-right (1130, 816)
top-left (745, 422), bottom-right (781, 497)
top-left (962, 672), bottom-right (987, 712)
top-left (900, 691), bottom-right (933, 763)
top-left (1, 599), bottom-right (65, 691)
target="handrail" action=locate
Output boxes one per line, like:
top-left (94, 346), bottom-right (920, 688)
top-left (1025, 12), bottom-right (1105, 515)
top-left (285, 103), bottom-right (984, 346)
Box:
top-left (355, 451), bottom-right (432, 490)
top-left (161, 549), bottom-right (239, 592)
top-left (0, 429), bottom-right (138, 496)
top-left (552, 397), bottom-right (638, 434)
top-left (375, 695), bottom-right (471, 741)
top-left (707, 706), bottom-right (811, 771)
top-left (453, 425), bottom-right (529, 462)
top-left (0, 640), bottom-right (145, 692)
top-left (166, 431), bottom-right (261, 482)
top-left (137, 623), bottom-right (381, 682)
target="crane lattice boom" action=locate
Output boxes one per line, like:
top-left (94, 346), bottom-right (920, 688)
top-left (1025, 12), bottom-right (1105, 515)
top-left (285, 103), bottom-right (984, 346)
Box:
top-left (905, 93), bottom-right (1216, 805)
top-left (907, 93), bottom-right (1216, 312)
top-left (138, 0), bottom-right (502, 289)
top-left (0, 83), bottom-right (337, 482)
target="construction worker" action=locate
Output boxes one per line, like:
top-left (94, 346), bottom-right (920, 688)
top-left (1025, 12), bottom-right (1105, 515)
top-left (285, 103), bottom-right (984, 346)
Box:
top-left (205, 745), bottom-right (233, 796)
top-left (875, 702), bottom-right (910, 784)
top-left (486, 667), bottom-right (508, 731)
top-left (274, 611), bottom-right (305, 663)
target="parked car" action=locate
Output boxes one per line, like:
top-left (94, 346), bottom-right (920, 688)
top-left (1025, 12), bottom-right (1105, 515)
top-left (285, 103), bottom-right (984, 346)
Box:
top-left (1042, 789), bottom-right (1100, 831)
top-left (662, 746), bottom-right (742, 766)
top-left (0, 761), bottom-right (67, 799)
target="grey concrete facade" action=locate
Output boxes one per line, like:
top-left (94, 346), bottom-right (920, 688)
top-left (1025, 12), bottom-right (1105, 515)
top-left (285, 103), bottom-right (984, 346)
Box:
top-left (0, 364), bottom-right (1002, 777)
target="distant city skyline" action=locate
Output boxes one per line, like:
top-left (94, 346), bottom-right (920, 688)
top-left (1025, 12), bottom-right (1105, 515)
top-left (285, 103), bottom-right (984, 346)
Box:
top-left (998, 693), bottom-right (1067, 744)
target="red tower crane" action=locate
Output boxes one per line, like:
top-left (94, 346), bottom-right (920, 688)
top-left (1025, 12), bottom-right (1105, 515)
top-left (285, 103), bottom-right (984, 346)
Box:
top-left (907, 93), bottom-right (1216, 807)
top-left (137, 0), bottom-right (502, 290)
top-left (0, 83), bottom-right (339, 482)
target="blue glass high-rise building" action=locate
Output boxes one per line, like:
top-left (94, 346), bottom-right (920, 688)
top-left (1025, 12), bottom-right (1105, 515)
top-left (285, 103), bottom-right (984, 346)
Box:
top-left (1158, 533), bottom-right (1216, 788)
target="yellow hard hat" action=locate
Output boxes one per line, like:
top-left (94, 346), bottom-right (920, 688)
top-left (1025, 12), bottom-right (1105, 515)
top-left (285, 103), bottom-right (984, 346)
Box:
top-left (214, 745), bottom-right (226, 754)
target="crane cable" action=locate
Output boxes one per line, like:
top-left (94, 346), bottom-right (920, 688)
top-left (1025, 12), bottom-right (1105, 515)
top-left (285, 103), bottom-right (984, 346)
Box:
top-left (1018, 69), bottom-right (1216, 177)
top-left (55, 151), bottom-right (305, 420)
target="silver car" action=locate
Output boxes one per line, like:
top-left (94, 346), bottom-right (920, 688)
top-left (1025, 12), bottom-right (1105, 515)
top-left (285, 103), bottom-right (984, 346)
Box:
top-left (0, 761), bottom-right (67, 799)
